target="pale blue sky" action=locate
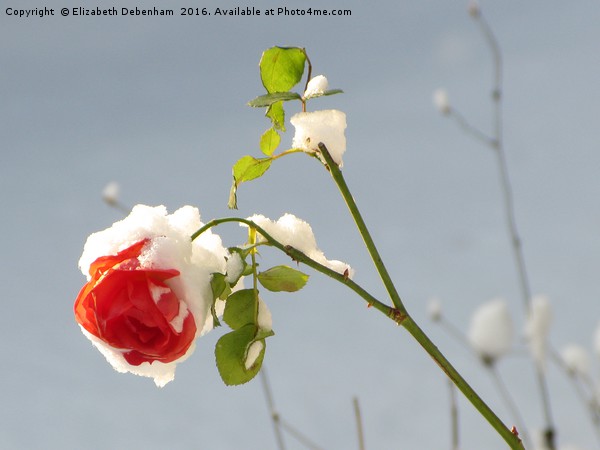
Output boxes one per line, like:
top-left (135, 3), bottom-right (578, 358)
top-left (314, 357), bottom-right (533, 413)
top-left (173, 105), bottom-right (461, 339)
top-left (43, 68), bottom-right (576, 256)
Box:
top-left (2, 1), bottom-right (600, 449)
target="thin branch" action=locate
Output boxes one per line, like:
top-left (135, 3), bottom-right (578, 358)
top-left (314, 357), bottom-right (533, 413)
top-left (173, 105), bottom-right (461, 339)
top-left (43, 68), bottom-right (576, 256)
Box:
top-left (439, 317), bottom-right (471, 348)
top-left (550, 349), bottom-right (600, 445)
top-left (434, 315), bottom-right (530, 447)
top-left (316, 143), bottom-right (407, 314)
top-left (260, 369), bottom-right (286, 450)
top-left (316, 142), bottom-right (523, 449)
top-left (278, 418), bottom-right (325, 450)
top-left (488, 365), bottom-right (530, 449)
top-left (448, 108), bottom-right (495, 147)
top-left (353, 397), bottom-right (366, 450)
top-left (447, 379), bottom-right (460, 450)
top-left (446, 8), bottom-right (558, 447)
top-left (192, 217), bottom-right (399, 322)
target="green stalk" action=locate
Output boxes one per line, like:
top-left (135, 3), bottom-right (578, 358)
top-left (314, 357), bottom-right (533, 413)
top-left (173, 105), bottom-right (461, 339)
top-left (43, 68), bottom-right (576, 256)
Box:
top-left (316, 143), bottom-right (524, 449)
top-left (191, 218), bottom-right (398, 322)
top-left (403, 317), bottom-right (524, 448)
top-left (316, 144), bottom-right (406, 313)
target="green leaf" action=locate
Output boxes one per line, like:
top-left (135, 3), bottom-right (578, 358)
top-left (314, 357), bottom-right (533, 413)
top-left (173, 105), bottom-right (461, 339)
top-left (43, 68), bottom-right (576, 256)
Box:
top-left (322, 89), bottom-right (344, 96)
top-left (306, 89), bottom-right (344, 99)
top-left (256, 328), bottom-right (275, 340)
top-left (260, 46), bottom-right (306, 93)
top-left (211, 273), bottom-right (228, 300)
top-left (229, 155), bottom-right (273, 209)
top-left (241, 263), bottom-right (255, 276)
top-left (228, 182), bottom-right (238, 210)
top-left (258, 265), bottom-right (309, 292)
top-left (248, 92), bottom-right (302, 108)
top-left (232, 155), bottom-right (273, 184)
top-left (266, 101), bottom-right (285, 131)
top-left (215, 324), bottom-right (265, 386)
top-left (259, 128), bottom-right (281, 156)
top-left (222, 289), bottom-right (257, 330)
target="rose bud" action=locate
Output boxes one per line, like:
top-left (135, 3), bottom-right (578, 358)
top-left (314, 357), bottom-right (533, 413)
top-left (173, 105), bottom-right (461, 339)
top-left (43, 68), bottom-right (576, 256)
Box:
top-left (74, 239), bottom-right (197, 367)
top-left (75, 205), bottom-right (228, 386)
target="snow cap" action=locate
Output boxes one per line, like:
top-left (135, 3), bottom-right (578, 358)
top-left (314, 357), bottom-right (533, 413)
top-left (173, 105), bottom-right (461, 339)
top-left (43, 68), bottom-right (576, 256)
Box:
top-left (304, 75), bottom-right (329, 99)
top-left (291, 109), bottom-right (347, 166)
top-left (468, 298), bottom-right (513, 363)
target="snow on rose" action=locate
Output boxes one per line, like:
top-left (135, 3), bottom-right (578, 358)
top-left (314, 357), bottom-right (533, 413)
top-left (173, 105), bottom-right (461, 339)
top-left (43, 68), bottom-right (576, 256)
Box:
top-left (74, 205), bottom-right (228, 387)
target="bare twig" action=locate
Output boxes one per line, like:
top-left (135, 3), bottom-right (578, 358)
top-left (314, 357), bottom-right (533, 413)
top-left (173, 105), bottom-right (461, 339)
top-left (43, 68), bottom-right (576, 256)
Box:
top-left (488, 365), bottom-right (530, 449)
top-left (353, 397), bottom-right (366, 450)
top-left (260, 369), bottom-right (286, 450)
top-left (448, 379), bottom-right (460, 450)
top-left (440, 7), bottom-right (558, 447)
top-left (260, 368), bottom-right (325, 450)
top-left (279, 418), bottom-right (325, 450)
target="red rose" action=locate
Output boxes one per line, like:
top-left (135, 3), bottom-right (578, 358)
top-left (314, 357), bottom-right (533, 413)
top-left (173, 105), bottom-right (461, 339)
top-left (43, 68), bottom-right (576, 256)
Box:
top-left (74, 239), bottom-right (197, 366)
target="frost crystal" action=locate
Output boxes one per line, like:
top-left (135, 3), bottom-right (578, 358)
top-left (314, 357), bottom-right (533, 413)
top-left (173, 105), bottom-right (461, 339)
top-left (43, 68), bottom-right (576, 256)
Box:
top-left (246, 213), bottom-right (354, 278)
top-left (561, 344), bottom-right (590, 378)
top-left (291, 109), bottom-right (347, 166)
top-left (525, 295), bottom-right (553, 371)
top-left (78, 204), bottom-right (228, 386)
top-left (303, 75), bottom-right (328, 99)
top-left (433, 89), bottom-right (451, 115)
top-left (468, 298), bottom-right (513, 363)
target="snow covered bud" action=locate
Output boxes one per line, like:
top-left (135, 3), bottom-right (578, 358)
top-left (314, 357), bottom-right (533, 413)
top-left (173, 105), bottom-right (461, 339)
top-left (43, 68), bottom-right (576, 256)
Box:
top-left (468, 298), bottom-right (513, 364)
top-left (427, 297), bottom-right (442, 322)
top-left (75, 205), bottom-right (228, 386)
top-left (433, 88), bottom-right (451, 115)
top-left (560, 345), bottom-right (590, 378)
top-left (102, 181), bottom-right (120, 206)
top-left (468, 0), bottom-right (480, 18)
top-left (525, 294), bottom-right (553, 372)
top-left (303, 75), bottom-right (329, 99)
top-left (291, 109), bottom-right (347, 167)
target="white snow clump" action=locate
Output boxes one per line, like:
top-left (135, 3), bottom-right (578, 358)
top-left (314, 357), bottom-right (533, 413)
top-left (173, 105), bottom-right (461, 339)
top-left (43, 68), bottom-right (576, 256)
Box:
top-left (246, 213), bottom-right (354, 278)
top-left (427, 297), bottom-right (442, 322)
top-left (244, 298), bottom-right (272, 370)
top-left (560, 344), bottom-right (590, 378)
top-left (433, 88), bottom-right (451, 115)
top-left (468, 298), bottom-right (513, 363)
top-left (303, 75), bottom-right (329, 99)
top-left (78, 204), bottom-right (228, 386)
top-left (102, 181), bottom-right (120, 205)
top-left (291, 109), bottom-right (347, 166)
top-left (525, 294), bottom-right (552, 371)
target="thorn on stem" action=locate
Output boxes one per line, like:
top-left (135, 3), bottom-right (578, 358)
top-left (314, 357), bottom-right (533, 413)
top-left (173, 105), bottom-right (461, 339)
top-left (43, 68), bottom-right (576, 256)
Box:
top-left (389, 308), bottom-right (407, 326)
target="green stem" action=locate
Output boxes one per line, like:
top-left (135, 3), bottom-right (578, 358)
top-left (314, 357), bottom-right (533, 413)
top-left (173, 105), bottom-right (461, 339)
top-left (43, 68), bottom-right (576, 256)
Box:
top-left (191, 218), bottom-right (399, 322)
top-left (316, 143), bottom-right (524, 449)
top-left (403, 317), bottom-right (524, 449)
top-left (316, 143), bottom-right (406, 313)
